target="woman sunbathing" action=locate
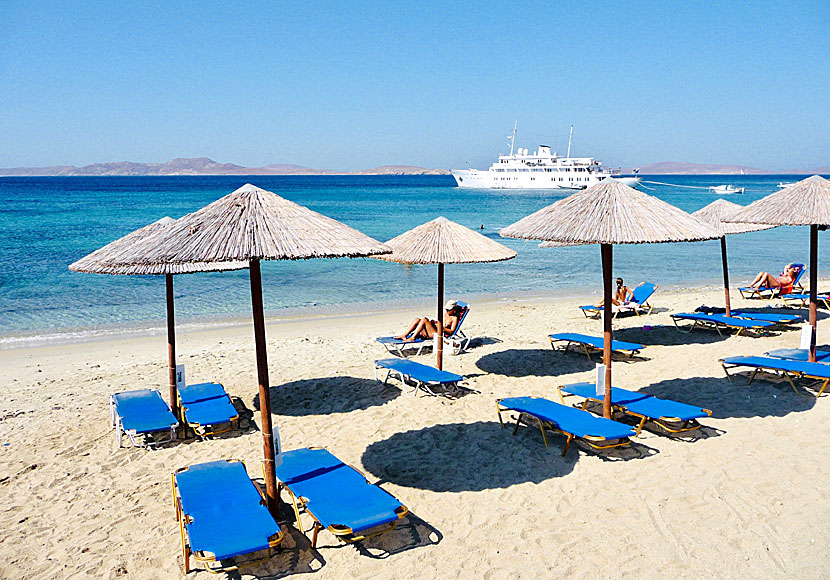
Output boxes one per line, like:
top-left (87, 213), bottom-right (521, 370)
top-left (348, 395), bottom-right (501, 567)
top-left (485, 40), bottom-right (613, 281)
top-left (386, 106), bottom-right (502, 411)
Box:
top-left (748, 264), bottom-right (797, 289)
top-left (595, 278), bottom-right (633, 307)
top-left (395, 300), bottom-right (463, 342)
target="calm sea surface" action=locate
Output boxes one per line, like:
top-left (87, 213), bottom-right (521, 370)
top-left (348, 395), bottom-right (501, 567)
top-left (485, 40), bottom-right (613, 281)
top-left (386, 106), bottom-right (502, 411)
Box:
top-left (0, 174), bottom-right (826, 346)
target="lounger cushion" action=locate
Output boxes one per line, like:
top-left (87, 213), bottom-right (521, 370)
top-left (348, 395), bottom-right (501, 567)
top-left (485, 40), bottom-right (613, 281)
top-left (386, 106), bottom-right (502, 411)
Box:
top-left (721, 356), bottom-right (830, 378)
top-left (277, 448), bottom-right (403, 533)
top-left (175, 460), bottom-right (279, 560)
top-left (179, 382), bottom-right (228, 405)
top-left (112, 389), bottom-right (177, 434)
top-left (375, 358), bottom-right (463, 384)
top-left (765, 348), bottom-right (830, 363)
top-left (731, 310), bottom-right (801, 323)
top-left (561, 383), bottom-right (709, 421)
top-left (499, 396), bottom-right (635, 440)
top-left (672, 312), bottom-right (774, 329)
top-left (376, 336), bottom-right (427, 346)
top-left (549, 333), bottom-right (644, 353)
top-left (182, 397), bottom-right (238, 426)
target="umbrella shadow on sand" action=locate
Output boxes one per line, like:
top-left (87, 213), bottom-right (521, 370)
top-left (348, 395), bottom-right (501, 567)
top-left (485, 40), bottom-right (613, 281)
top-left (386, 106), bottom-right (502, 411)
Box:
top-left (640, 375), bottom-right (817, 419)
top-left (362, 421), bottom-right (578, 492)
top-left (253, 377), bottom-right (400, 417)
top-left (475, 347), bottom-right (644, 378)
top-left (614, 325), bottom-right (736, 347)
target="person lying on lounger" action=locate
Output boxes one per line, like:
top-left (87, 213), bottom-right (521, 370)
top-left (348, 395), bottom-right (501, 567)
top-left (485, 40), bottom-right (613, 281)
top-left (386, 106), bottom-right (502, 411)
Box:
top-left (394, 300), bottom-right (463, 342)
top-left (748, 263), bottom-right (797, 289)
top-left (595, 278), bottom-right (633, 307)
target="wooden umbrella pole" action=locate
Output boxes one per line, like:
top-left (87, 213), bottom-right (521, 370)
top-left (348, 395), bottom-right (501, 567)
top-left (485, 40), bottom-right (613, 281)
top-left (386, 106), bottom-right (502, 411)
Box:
top-left (720, 236), bottom-right (732, 317)
top-left (600, 244), bottom-right (613, 419)
top-left (249, 259), bottom-right (278, 514)
top-left (437, 263), bottom-right (444, 370)
top-left (809, 225), bottom-right (818, 362)
top-left (165, 274), bottom-right (180, 423)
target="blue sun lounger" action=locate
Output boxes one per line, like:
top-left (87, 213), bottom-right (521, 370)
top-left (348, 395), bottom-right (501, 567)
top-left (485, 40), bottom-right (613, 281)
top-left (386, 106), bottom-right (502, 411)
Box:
top-left (548, 332), bottom-right (645, 360)
top-left (671, 312), bottom-right (774, 336)
top-left (110, 389), bottom-right (178, 448)
top-left (275, 447), bottom-right (408, 548)
top-left (172, 459), bottom-right (283, 574)
top-left (178, 382), bottom-right (239, 437)
top-left (579, 282), bottom-right (658, 318)
top-left (496, 396), bottom-right (635, 456)
top-left (765, 348), bottom-right (830, 363)
top-left (376, 302), bottom-right (471, 357)
top-left (558, 382), bottom-right (711, 436)
top-left (374, 358), bottom-right (464, 396)
top-left (695, 306), bottom-right (803, 325)
top-left (738, 263), bottom-right (805, 300)
top-left (719, 355), bottom-right (830, 397)
top-left (782, 292), bottom-right (830, 309)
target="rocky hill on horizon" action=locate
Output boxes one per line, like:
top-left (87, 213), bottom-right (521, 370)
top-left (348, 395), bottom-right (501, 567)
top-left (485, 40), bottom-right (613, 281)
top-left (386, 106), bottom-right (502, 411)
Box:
top-left (0, 157), bottom-right (450, 176)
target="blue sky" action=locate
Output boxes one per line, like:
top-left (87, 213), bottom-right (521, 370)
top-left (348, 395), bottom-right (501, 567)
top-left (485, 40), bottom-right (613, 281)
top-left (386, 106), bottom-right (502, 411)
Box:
top-left (1, 1), bottom-right (828, 171)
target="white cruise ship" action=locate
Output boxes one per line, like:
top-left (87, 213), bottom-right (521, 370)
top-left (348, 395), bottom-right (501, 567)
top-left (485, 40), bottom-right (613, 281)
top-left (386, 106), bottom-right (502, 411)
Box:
top-left (451, 124), bottom-right (640, 190)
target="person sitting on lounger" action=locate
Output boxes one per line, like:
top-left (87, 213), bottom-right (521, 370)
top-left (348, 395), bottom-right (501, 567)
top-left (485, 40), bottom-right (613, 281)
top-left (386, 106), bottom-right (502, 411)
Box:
top-left (395, 300), bottom-right (463, 342)
top-left (748, 263), bottom-right (797, 289)
top-left (595, 278), bottom-right (633, 307)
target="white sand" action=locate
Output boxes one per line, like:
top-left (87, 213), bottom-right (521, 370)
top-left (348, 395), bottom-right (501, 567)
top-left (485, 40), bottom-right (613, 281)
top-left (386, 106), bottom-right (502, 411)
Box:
top-left (1, 285), bottom-right (828, 579)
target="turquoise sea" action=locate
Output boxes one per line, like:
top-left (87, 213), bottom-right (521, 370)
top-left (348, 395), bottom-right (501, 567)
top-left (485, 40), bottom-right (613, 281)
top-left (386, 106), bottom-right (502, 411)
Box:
top-left (0, 174), bottom-right (826, 346)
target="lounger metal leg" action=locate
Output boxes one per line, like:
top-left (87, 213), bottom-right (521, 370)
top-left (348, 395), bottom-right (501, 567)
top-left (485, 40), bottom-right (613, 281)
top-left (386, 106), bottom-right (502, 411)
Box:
top-left (496, 403), bottom-right (505, 427)
top-left (538, 419), bottom-right (549, 448)
top-left (311, 522), bottom-right (322, 548)
top-left (721, 362), bottom-right (734, 383)
top-left (816, 379), bottom-right (829, 397)
top-left (783, 372), bottom-right (802, 395)
top-left (747, 368), bottom-right (759, 386)
top-left (512, 414), bottom-right (522, 436)
top-left (635, 416), bottom-right (647, 437)
top-left (561, 434), bottom-right (574, 456)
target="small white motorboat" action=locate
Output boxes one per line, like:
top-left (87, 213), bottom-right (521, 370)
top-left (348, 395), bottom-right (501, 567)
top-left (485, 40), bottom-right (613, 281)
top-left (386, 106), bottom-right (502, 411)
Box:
top-left (778, 182), bottom-right (796, 189)
top-left (709, 185), bottom-right (744, 194)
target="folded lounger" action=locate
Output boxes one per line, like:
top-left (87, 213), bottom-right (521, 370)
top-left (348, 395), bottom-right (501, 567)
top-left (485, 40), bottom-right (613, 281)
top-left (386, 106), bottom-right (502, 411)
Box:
top-left (765, 348), bottom-right (830, 363)
top-left (496, 396), bottom-right (635, 456)
top-left (373, 358), bottom-right (464, 396)
top-left (579, 282), bottom-right (658, 319)
top-left (376, 302), bottom-right (471, 357)
top-left (670, 312), bottom-right (774, 336)
top-left (738, 263), bottom-right (805, 300)
top-left (781, 292), bottom-right (830, 309)
top-left (548, 332), bottom-right (645, 360)
top-left (275, 447), bottom-right (408, 548)
top-left (558, 382), bottom-right (711, 435)
top-left (110, 389), bottom-right (178, 448)
top-left (178, 382), bottom-right (239, 438)
top-left (719, 355), bottom-right (830, 397)
top-left (172, 459), bottom-right (283, 574)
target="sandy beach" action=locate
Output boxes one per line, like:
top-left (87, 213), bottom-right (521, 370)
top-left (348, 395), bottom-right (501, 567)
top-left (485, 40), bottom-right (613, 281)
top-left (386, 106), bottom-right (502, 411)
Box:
top-left (1, 284), bottom-right (829, 580)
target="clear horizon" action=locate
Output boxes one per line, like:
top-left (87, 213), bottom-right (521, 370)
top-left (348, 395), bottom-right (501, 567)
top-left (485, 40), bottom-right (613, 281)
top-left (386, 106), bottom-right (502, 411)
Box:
top-left (2, 1), bottom-right (828, 171)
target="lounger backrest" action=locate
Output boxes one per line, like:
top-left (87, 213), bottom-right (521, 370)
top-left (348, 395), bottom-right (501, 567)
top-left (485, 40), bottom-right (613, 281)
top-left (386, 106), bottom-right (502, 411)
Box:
top-left (450, 302), bottom-right (470, 337)
top-left (630, 282), bottom-right (656, 305)
top-left (790, 264), bottom-right (805, 287)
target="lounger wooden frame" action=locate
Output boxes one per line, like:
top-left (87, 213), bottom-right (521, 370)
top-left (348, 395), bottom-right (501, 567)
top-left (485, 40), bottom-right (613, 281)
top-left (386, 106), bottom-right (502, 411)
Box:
top-left (171, 459), bottom-right (284, 574)
top-left (496, 399), bottom-right (631, 456)
top-left (548, 335), bottom-right (642, 360)
top-left (276, 448), bottom-right (409, 548)
top-left (176, 385), bottom-right (240, 439)
top-left (781, 293), bottom-right (830, 309)
top-left (719, 359), bottom-right (830, 398)
top-left (670, 314), bottom-right (770, 337)
top-left (557, 386), bottom-right (711, 436)
top-left (373, 361), bottom-right (463, 397)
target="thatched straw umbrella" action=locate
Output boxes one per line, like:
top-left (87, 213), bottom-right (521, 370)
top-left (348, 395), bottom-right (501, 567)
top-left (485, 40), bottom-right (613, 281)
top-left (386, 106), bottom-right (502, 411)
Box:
top-left (501, 179), bottom-right (720, 418)
top-left (69, 217), bottom-right (247, 423)
top-left (692, 199), bottom-right (775, 317)
top-left (725, 175), bottom-right (830, 362)
top-left (377, 217), bottom-right (516, 369)
top-left (76, 184), bottom-right (390, 513)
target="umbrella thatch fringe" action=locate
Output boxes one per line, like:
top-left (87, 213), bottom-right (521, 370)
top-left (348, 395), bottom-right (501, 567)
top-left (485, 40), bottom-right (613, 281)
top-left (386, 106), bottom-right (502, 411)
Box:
top-left (377, 217), bottom-right (517, 264)
top-left (692, 199), bottom-right (776, 235)
top-left (724, 175), bottom-right (830, 226)
top-left (500, 179), bottom-right (721, 244)
top-left (69, 217), bottom-right (250, 275)
top-left (77, 184), bottom-right (391, 274)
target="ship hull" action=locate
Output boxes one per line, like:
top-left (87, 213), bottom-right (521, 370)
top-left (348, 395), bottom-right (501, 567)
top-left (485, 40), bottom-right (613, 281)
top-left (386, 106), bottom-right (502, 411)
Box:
top-left (451, 169), bottom-right (640, 190)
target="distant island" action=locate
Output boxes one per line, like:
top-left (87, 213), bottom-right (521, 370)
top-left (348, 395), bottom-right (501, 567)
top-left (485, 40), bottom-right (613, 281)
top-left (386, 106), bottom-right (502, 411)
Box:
top-left (0, 157), bottom-right (827, 177)
top-left (0, 157), bottom-right (449, 177)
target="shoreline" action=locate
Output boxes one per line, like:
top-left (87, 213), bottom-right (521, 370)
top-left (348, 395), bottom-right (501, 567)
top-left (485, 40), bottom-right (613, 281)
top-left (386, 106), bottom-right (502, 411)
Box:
top-left (0, 276), bottom-right (788, 350)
